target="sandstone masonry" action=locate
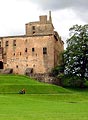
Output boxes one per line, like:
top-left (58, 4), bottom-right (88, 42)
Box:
top-left (0, 11), bottom-right (64, 75)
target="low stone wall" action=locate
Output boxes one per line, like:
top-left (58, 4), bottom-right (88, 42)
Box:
top-left (2, 68), bottom-right (13, 74)
top-left (27, 73), bottom-right (61, 86)
top-left (1, 68), bottom-right (61, 86)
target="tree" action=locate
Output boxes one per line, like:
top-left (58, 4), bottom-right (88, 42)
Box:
top-left (51, 64), bottom-right (64, 77)
top-left (64, 24), bottom-right (88, 87)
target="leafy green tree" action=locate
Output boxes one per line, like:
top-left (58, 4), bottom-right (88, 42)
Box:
top-left (64, 24), bottom-right (88, 87)
top-left (51, 64), bottom-right (64, 77)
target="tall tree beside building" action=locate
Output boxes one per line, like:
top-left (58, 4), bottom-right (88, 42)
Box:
top-left (64, 24), bottom-right (88, 87)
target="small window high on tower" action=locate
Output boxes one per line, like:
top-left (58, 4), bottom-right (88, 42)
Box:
top-left (13, 40), bottom-right (16, 46)
top-left (43, 47), bottom-right (47, 54)
top-left (32, 26), bottom-right (35, 30)
top-left (5, 41), bottom-right (9, 47)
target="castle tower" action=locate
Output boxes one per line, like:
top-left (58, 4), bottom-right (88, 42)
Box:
top-left (25, 11), bottom-right (54, 36)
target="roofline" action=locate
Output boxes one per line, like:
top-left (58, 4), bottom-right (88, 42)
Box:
top-left (0, 34), bottom-right (54, 39)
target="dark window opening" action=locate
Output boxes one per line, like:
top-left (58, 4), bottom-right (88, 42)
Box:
top-left (13, 40), bottom-right (16, 46)
top-left (25, 48), bottom-right (27, 52)
top-left (16, 65), bottom-right (18, 68)
top-left (31, 69), bottom-right (33, 73)
top-left (20, 52), bottom-right (21, 56)
top-left (32, 26), bottom-right (35, 30)
top-left (6, 41), bottom-right (9, 47)
top-left (33, 31), bottom-right (35, 34)
top-left (32, 48), bottom-right (35, 52)
top-left (43, 47), bottom-right (47, 54)
top-left (33, 64), bottom-right (35, 67)
top-left (0, 61), bottom-right (3, 69)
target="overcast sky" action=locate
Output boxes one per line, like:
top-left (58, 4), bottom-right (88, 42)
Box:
top-left (0, 0), bottom-right (87, 47)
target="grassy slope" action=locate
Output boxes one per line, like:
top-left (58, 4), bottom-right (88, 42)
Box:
top-left (0, 75), bottom-right (88, 120)
top-left (0, 74), bottom-right (70, 94)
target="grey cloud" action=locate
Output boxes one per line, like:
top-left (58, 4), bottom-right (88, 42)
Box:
top-left (31, 0), bottom-right (88, 10)
top-left (31, 0), bottom-right (88, 22)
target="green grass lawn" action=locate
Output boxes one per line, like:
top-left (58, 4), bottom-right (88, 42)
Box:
top-left (0, 74), bottom-right (70, 94)
top-left (0, 94), bottom-right (88, 120)
top-left (0, 74), bottom-right (88, 120)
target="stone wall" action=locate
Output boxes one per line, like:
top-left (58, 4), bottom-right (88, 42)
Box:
top-left (26, 73), bottom-right (61, 85)
top-left (0, 12), bottom-right (64, 76)
top-left (25, 22), bottom-right (54, 36)
top-left (25, 14), bottom-right (54, 36)
top-left (1, 35), bottom-right (55, 74)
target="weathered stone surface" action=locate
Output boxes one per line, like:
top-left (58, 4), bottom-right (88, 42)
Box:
top-left (2, 68), bottom-right (13, 74)
top-left (25, 68), bottom-right (33, 75)
top-left (0, 12), bottom-right (64, 80)
top-left (27, 73), bottom-right (61, 85)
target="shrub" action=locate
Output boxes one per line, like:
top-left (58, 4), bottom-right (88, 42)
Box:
top-left (61, 75), bottom-right (87, 88)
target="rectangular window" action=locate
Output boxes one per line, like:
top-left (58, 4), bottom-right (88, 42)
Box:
top-left (20, 52), bottom-right (21, 56)
top-left (33, 31), bottom-right (35, 34)
top-left (13, 40), bottom-right (16, 46)
top-left (16, 65), bottom-right (18, 68)
top-left (43, 47), bottom-right (47, 54)
top-left (6, 41), bottom-right (9, 47)
top-left (32, 26), bottom-right (35, 34)
top-left (25, 48), bottom-right (27, 52)
top-left (32, 26), bottom-right (35, 30)
top-left (32, 48), bottom-right (35, 52)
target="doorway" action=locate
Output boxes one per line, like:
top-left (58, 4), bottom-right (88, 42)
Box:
top-left (0, 61), bottom-right (3, 69)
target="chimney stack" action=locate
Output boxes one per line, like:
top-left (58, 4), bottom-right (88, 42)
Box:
top-left (49, 11), bottom-right (52, 23)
